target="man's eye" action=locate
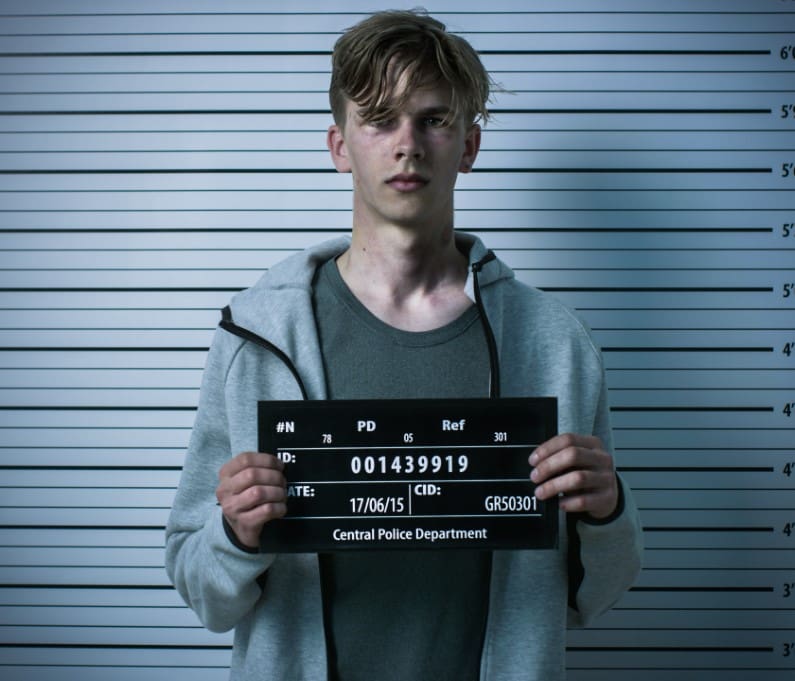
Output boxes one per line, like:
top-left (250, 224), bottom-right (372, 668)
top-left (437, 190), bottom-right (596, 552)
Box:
top-left (424, 117), bottom-right (446, 128)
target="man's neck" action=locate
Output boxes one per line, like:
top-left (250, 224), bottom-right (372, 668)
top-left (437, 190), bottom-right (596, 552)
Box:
top-left (336, 225), bottom-right (473, 332)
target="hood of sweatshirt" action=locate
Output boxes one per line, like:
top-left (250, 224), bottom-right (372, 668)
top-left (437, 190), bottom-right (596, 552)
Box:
top-left (228, 232), bottom-right (511, 347)
top-left (219, 232), bottom-right (514, 400)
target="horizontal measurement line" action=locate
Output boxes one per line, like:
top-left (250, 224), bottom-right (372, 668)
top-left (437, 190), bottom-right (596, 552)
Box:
top-left (0, 168), bottom-right (335, 174)
top-left (648, 546), bottom-right (792, 548)
top-left (0, 126), bottom-right (787, 132)
top-left (572, 627), bottom-right (795, 632)
top-left (0, 227), bottom-right (776, 234)
top-left (0, 287), bottom-right (240, 292)
top-left (644, 505), bottom-right (795, 512)
top-left (566, 668), bottom-right (786, 679)
top-left (0, 346), bottom-right (776, 354)
top-left (542, 287), bottom-right (775, 292)
top-left (602, 347), bottom-right (774, 352)
top-left (596, 329), bottom-right (795, 332)
top-left (0, 584), bottom-right (172, 589)
top-left (0, 525), bottom-right (164, 530)
top-left (617, 447), bottom-right (793, 451)
top-left (0, 448), bottom-right (185, 452)
top-left (0, 643), bottom-right (231, 650)
top-left (0, 32), bottom-right (787, 38)
top-left (4, 149), bottom-right (795, 155)
top-left (0, 404), bottom-right (779, 414)
top-left (4, 208), bottom-right (793, 214)
top-left (3, 286), bottom-right (774, 294)
top-left (0, 228), bottom-right (348, 234)
top-left (7, 190), bottom-right (795, 195)
top-left (631, 586), bottom-right (775, 592)
top-left (482, 49), bottom-right (774, 55)
top-left (0, 109), bottom-right (331, 116)
top-left (0, 347), bottom-right (208, 352)
top-left (0, 167), bottom-right (775, 175)
top-left (593, 309), bottom-right (791, 313)
top-left (0, 666), bottom-right (229, 671)
top-left (0, 465), bottom-right (181, 470)
top-left (0, 51), bottom-right (330, 58)
top-left (7, 623), bottom-right (204, 630)
top-left (619, 467), bottom-right (774, 472)
top-left (616, 428), bottom-right (795, 431)
top-left (16, 248), bottom-right (786, 254)
top-left (566, 646), bottom-right (774, 652)
top-left (3, 270), bottom-right (786, 276)
top-left (0, 107), bottom-right (773, 116)
top-left (611, 407), bottom-right (774, 412)
top-left (0, 48), bottom-right (773, 57)
top-left (497, 108), bottom-right (773, 114)
top-left (0, 406), bottom-right (194, 411)
top-left (11, 95), bottom-right (789, 104)
top-left (643, 527), bottom-right (774, 532)
top-left (641, 567), bottom-right (795, 571)
top-left (0, 10), bottom-right (786, 15)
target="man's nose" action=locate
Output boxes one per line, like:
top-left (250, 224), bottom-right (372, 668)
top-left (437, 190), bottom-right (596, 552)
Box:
top-left (393, 120), bottom-right (424, 160)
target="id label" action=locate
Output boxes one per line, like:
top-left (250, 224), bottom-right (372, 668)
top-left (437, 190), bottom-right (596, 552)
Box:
top-left (258, 397), bottom-right (558, 552)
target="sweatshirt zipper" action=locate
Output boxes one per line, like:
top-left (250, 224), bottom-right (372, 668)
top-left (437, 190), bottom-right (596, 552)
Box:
top-left (218, 305), bottom-right (309, 400)
top-left (470, 249), bottom-right (501, 679)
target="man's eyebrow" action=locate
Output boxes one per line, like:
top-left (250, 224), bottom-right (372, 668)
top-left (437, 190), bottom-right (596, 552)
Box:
top-left (355, 106), bottom-right (379, 119)
top-left (417, 105), bottom-right (453, 117)
top-left (356, 104), bottom-right (453, 116)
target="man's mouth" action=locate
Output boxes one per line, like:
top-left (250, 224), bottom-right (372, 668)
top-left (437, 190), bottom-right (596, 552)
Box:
top-left (386, 173), bottom-right (429, 192)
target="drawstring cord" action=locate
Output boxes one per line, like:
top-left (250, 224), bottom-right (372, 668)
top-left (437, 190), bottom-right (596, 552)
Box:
top-left (471, 250), bottom-right (501, 399)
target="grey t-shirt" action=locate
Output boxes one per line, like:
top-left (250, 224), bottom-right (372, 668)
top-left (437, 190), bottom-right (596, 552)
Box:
top-left (312, 257), bottom-right (491, 681)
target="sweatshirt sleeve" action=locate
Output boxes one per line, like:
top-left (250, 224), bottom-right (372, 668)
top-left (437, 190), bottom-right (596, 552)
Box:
top-left (164, 329), bottom-right (275, 633)
top-left (567, 373), bottom-right (644, 627)
top-left (567, 475), bottom-right (643, 627)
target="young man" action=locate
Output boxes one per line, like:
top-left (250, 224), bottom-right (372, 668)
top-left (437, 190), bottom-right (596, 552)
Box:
top-left (165, 10), bottom-right (642, 680)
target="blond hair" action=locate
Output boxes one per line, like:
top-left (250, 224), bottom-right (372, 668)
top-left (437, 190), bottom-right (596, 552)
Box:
top-left (329, 9), bottom-right (492, 127)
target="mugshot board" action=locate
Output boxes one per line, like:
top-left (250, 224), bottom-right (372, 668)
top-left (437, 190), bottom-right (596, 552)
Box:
top-left (0, 1), bottom-right (793, 680)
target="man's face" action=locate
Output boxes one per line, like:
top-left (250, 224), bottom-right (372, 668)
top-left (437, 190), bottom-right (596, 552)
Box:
top-left (327, 82), bottom-right (481, 234)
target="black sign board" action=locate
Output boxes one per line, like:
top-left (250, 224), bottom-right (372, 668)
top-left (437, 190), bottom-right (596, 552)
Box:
top-left (258, 397), bottom-right (558, 551)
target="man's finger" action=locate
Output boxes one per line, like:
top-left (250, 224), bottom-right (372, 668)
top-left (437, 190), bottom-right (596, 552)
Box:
top-left (219, 451), bottom-right (284, 480)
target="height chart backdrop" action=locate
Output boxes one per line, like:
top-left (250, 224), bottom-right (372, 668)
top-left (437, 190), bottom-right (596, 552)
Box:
top-left (0, 1), bottom-right (793, 679)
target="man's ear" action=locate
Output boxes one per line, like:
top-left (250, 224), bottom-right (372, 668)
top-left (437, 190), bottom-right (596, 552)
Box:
top-left (327, 124), bottom-right (351, 173)
top-left (459, 123), bottom-right (482, 173)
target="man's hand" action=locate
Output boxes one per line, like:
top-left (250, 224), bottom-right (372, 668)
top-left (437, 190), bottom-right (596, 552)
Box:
top-left (216, 452), bottom-right (287, 550)
top-left (529, 433), bottom-right (618, 520)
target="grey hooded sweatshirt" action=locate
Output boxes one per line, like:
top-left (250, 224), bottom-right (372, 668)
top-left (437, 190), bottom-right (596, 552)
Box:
top-left (165, 232), bottom-right (643, 680)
